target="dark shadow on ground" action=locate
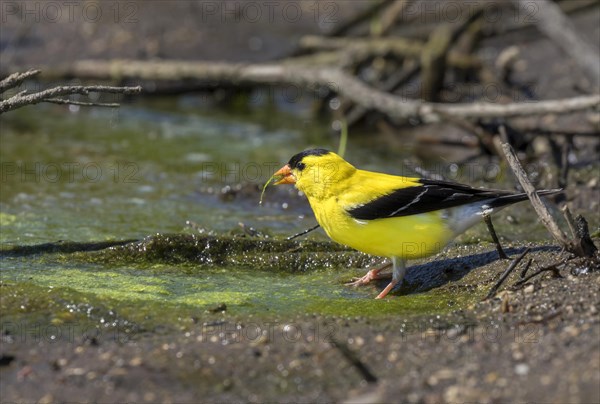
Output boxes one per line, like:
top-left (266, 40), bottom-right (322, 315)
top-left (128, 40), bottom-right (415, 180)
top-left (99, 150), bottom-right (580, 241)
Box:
top-left (388, 245), bottom-right (562, 295)
top-left (0, 240), bottom-right (139, 257)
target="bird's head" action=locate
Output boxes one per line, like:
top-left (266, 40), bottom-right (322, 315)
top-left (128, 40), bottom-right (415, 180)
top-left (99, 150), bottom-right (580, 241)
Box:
top-left (273, 149), bottom-right (356, 199)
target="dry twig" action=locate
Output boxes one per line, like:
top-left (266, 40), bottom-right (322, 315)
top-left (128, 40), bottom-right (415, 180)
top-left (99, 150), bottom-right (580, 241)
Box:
top-left (376, 0), bottom-right (413, 36)
top-left (286, 224), bottom-right (321, 241)
top-left (484, 247), bottom-right (531, 300)
top-left (62, 60), bottom-right (600, 123)
top-left (501, 135), bottom-right (598, 258)
top-left (298, 35), bottom-right (480, 69)
top-left (329, 338), bottom-right (378, 384)
top-left (514, 263), bottom-right (563, 287)
top-left (483, 215), bottom-right (509, 259)
top-left (500, 135), bottom-right (570, 248)
top-left (520, 258), bottom-right (533, 279)
top-left (329, 0), bottom-right (394, 36)
top-left (0, 69), bottom-right (40, 92)
top-left (0, 70), bottom-right (142, 114)
top-left (43, 98), bottom-right (120, 108)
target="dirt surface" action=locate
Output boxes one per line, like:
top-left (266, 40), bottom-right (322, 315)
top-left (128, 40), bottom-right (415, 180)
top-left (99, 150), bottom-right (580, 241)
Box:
top-left (2, 243), bottom-right (599, 403)
top-left (0, 1), bottom-right (370, 67)
top-left (2, 1), bottom-right (599, 402)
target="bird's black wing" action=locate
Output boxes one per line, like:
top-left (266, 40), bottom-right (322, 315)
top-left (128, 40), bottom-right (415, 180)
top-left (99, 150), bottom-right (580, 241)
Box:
top-left (347, 179), bottom-right (518, 220)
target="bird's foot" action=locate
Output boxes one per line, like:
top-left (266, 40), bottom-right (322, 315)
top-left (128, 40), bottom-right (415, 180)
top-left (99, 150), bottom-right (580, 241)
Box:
top-left (346, 263), bottom-right (392, 286)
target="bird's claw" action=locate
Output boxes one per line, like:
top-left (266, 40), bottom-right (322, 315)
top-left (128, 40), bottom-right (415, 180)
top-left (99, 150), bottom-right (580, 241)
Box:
top-left (345, 275), bottom-right (371, 287)
top-left (345, 268), bottom-right (387, 287)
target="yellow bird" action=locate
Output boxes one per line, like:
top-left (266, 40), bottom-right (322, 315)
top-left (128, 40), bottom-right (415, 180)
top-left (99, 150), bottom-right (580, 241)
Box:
top-left (273, 149), bottom-right (560, 299)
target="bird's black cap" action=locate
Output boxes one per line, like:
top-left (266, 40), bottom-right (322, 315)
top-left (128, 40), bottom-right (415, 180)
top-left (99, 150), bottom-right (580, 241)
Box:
top-left (288, 149), bottom-right (330, 170)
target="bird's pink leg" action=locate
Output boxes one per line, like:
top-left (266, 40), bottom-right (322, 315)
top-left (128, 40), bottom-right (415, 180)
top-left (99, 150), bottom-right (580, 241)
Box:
top-left (375, 279), bottom-right (398, 299)
top-left (374, 257), bottom-right (407, 300)
top-left (346, 262), bottom-right (392, 286)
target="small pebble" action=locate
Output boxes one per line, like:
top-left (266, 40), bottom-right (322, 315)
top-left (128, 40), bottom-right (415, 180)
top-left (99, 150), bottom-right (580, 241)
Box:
top-left (129, 357), bottom-right (143, 367)
top-left (515, 363), bottom-right (529, 376)
top-left (64, 367), bottom-right (86, 376)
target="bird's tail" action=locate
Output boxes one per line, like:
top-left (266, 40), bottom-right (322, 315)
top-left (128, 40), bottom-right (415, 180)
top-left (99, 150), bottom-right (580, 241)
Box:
top-left (448, 188), bottom-right (562, 236)
top-left (485, 188), bottom-right (563, 209)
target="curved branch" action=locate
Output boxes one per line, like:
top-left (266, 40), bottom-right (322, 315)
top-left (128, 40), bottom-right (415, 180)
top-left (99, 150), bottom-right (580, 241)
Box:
top-left (0, 82), bottom-right (142, 114)
top-left (22, 60), bottom-right (600, 122)
top-left (0, 69), bottom-right (40, 93)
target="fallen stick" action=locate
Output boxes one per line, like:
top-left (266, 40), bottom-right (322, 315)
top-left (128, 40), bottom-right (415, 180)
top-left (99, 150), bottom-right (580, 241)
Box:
top-left (484, 247), bottom-right (530, 300)
top-left (519, 258), bottom-right (533, 279)
top-left (286, 224), bottom-right (321, 241)
top-left (376, 0), bottom-right (413, 36)
top-left (514, 263), bottom-right (563, 287)
top-left (500, 134), bottom-right (571, 249)
top-left (0, 69), bottom-right (40, 92)
top-left (0, 70), bottom-right (142, 114)
top-left (329, 338), bottom-right (378, 384)
top-left (54, 59), bottom-right (600, 123)
top-left (0, 83), bottom-right (142, 114)
top-left (298, 35), bottom-right (481, 68)
top-left (483, 215), bottom-right (509, 259)
top-left (329, 0), bottom-right (394, 36)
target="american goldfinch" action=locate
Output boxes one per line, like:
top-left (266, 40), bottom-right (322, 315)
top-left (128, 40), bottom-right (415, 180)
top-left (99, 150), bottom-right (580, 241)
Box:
top-left (273, 149), bottom-right (560, 299)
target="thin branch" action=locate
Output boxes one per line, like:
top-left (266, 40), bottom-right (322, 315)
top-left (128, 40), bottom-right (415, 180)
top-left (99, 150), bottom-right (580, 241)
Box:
top-left (424, 95), bottom-right (600, 122)
top-left (43, 98), bottom-right (120, 108)
top-left (0, 84), bottom-right (142, 114)
top-left (299, 35), bottom-right (424, 55)
top-left (0, 69), bottom-right (40, 93)
top-left (561, 205), bottom-right (578, 239)
top-left (377, 0), bottom-right (413, 36)
top-left (286, 224), bottom-right (321, 241)
top-left (520, 258), bottom-right (533, 279)
top-left (483, 215), bottom-right (509, 259)
top-left (329, 0), bottom-right (394, 36)
top-left (500, 135), bottom-right (571, 248)
top-left (514, 263), bottom-right (563, 287)
top-left (329, 338), bottom-right (378, 384)
top-left (484, 247), bottom-right (531, 300)
top-left (26, 60), bottom-right (600, 122)
top-left (298, 35), bottom-right (481, 68)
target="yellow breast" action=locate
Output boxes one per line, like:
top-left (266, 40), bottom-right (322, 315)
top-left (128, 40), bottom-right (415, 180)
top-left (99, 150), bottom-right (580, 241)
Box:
top-left (308, 195), bottom-right (453, 259)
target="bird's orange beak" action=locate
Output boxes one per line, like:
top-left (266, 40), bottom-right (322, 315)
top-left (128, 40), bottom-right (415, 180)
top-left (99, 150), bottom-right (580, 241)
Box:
top-left (273, 164), bottom-right (296, 185)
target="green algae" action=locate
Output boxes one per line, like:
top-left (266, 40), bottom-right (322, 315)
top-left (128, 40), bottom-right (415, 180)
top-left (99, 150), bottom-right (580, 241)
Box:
top-left (0, 233), bottom-right (553, 338)
top-left (1, 261), bottom-right (481, 338)
top-left (2, 98), bottom-right (593, 346)
top-left (16, 234), bottom-right (379, 273)
top-left (1, 232), bottom-right (492, 339)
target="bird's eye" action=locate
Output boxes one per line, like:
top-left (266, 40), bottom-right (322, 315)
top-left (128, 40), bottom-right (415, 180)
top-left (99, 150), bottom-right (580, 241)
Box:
top-left (296, 162), bottom-right (306, 171)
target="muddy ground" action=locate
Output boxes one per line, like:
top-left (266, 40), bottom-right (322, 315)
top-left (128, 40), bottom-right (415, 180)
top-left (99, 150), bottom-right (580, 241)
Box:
top-left (1, 1), bottom-right (599, 402)
top-left (1, 240), bottom-right (599, 403)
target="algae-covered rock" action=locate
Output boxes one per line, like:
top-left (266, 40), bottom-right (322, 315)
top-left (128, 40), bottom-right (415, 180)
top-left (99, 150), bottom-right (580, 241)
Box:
top-left (76, 234), bottom-right (380, 273)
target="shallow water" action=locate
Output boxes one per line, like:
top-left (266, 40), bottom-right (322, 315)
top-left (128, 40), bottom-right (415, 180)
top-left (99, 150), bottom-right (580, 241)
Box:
top-left (0, 100), bottom-right (325, 244)
top-left (0, 98), bottom-right (569, 333)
